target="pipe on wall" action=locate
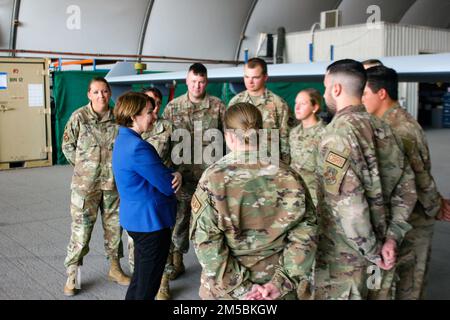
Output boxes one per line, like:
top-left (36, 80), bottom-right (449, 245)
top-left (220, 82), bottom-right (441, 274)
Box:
top-left (0, 48), bottom-right (242, 65)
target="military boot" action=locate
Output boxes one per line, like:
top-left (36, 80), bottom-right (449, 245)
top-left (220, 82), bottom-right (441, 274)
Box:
top-left (156, 274), bottom-right (171, 300)
top-left (169, 251), bottom-right (185, 280)
top-left (108, 258), bottom-right (131, 285)
top-left (63, 264), bottom-right (79, 296)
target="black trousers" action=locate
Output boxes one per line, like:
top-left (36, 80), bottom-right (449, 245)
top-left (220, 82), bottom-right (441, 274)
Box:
top-left (125, 228), bottom-right (171, 300)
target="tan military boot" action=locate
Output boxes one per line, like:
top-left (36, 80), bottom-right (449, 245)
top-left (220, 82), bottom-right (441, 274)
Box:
top-left (169, 251), bottom-right (185, 280)
top-left (108, 258), bottom-right (131, 285)
top-left (63, 265), bottom-right (79, 296)
top-left (156, 274), bottom-right (171, 300)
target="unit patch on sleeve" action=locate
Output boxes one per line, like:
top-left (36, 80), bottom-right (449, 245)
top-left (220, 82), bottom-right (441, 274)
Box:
top-left (322, 149), bottom-right (351, 196)
top-left (191, 194), bottom-right (203, 214)
top-left (324, 166), bottom-right (338, 185)
top-left (189, 190), bottom-right (209, 240)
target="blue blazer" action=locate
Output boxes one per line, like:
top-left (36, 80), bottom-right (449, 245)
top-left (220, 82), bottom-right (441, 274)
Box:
top-left (112, 126), bottom-right (176, 232)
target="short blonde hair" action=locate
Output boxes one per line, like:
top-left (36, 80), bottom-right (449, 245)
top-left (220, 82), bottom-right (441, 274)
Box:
top-left (114, 92), bottom-right (154, 127)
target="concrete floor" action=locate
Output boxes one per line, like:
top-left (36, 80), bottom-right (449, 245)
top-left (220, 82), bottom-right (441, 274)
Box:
top-left (0, 128), bottom-right (449, 300)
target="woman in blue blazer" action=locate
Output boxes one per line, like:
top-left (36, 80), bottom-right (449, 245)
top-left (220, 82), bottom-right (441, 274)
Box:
top-left (112, 92), bottom-right (181, 300)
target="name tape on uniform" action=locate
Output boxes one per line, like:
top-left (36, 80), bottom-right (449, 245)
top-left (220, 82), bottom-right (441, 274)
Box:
top-left (326, 151), bottom-right (347, 168)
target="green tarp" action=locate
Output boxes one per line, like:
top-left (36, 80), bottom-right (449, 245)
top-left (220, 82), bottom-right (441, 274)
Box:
top-left (53, 71), bottom-right (324, 165)
top-left (170, 82), bottom-right (324, 108)
top-left (53, 70), bottom-right (109, 165)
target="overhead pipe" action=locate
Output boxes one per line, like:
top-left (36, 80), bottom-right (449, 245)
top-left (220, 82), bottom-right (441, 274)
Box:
top-left (244, 49), bottom-right (249, 63)
top-left (309, 22), bottom-right (321, 62)
top-left (0, 49), bottom-right (242, 65)
top-left (9, 0), bottom-right (21, 57)
top-left (308, 0), bottom-right (342, 62)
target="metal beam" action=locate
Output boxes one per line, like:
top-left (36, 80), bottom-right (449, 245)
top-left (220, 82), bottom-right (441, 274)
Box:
top-left (234, 0), bottom-right (258, 64)
top-left (106, 53), bottom-right (450, 84)
top-left (137, 0), bottom-right (155, 62)
top-left (397, 0), bottom-right (420, 22)
top-left (334, 0), bottom-right (344, 10)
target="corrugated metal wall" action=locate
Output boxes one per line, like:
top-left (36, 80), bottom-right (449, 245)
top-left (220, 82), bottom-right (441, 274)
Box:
top-left (284, 22), bottom-right (450, 119)
top-left (385, 23), bottom-right (450, 55)
top-left (285, 24), bottom-right (384, 63)
top-left (384, 24), bottom-right (450, 118)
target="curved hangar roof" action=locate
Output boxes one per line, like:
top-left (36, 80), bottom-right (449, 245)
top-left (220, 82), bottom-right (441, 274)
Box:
top-left (1, 0), bottom-right (449, 70)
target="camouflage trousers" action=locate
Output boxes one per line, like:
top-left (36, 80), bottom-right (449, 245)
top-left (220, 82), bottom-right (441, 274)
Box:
top-left (172, 185), bottom-right (195, 254)
top-left (64, 189), bottom-right (124, 268)
top-left (395, 210), bottom-right (435, 300)
top-left (315, 257), bottom-right (399, 300)
top-left (314, 248), bottom-right (375, 300)
top-left (367, 268), bottom-right (397, 300)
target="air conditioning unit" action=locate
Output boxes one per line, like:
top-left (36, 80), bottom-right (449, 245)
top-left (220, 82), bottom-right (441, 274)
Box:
top-left (320, 10), bottom-right (341, 29)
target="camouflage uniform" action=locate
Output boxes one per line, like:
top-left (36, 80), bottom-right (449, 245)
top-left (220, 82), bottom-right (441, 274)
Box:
top-left (381, 103), bottom-right (441, 300)
top-left (190, 150), bottom-right (317, 300)
top-left (289, 120), bottom-right (327, 206)
top-left (127, 118), bottom-right (174, 271)
top-left (62, 103), bottom-right (122, 268)
top-left (141, 119), bottom-right (173, 167)
top-left (314, 105), bottom-right (416, 300)
top-left (229, 89), bottom-right (291, 163)
top-left (163, 93), bottom-right (226, 254)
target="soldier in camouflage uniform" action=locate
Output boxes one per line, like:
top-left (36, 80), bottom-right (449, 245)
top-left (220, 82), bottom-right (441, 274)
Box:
top-left (124, 87), bottom-right (175, 299)
top-left (315, 60), bottom-right (417, 300)
top-left (191, 102), bottom-right (317, 300)
top-left (162, 63), bottom-right (226, 285)
top-left (61, 77), bottom-right (130, 296)
top-left (289, 89), bottom-right (327, 206)
top-left (228, 57), bottom-right (291, 163)
top-left (141, 88), bottom-right (173, 167)
top-left (364, 66), bottom-right (450, 299)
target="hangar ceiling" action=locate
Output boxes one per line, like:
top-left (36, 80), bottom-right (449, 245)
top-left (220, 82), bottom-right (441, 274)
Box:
top-left (0, 0), bottom-right (449, 70)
